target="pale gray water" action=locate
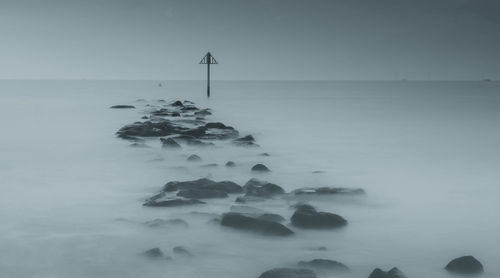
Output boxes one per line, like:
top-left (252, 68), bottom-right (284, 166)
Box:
top-left (0, 80), bottom-right (499, 278)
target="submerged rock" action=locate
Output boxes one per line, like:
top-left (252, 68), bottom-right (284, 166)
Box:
top-left (164, 178), bottom-right (243, 194)
top-left (445, 256), bottom-right (484, 274)
top-left (144, 218), bottom-right (189, 228)
top-left (232, 135), bottom-right (259, 147)
top-left (117, 120), bottom-right (180, 138)
top-left (225, 161), bottom-right (236, 167)
top-left (160, 138), bottom-right (181, 149)
top-left (177, 189), bottom-right (228, 199)
top-left (292, 187), bottom-right (365, 195)
top-left (291, 204), bottom-right (347, 229)
top-left (368, 267), bottom-right (407, 278)
top-left (252, 164), bottom-right (271, 172)
top-left (220, 213), bottom-right (294, 236)
top-left (243, 178), bottom-right (284, 197)
top-left (187, 154), bottom-right (202, 162)
top-left (110, 105), bottom-right (135, 109)
top-left (143, 197), bottom-right (205, 207)
top-left (298, 259), bottom-right (349, 272)
top-left (258, 268), bottom-right (316, 278)
top-left (230, 205), bottom-right (285, 223)
top-left (173, 246), bottom-right (193, 257)
top-left (142, 248), bottom-right (165, 259)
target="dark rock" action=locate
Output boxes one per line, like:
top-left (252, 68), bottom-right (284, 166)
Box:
top-left (164, 178), bottom-right (243, 194)
top-left (144, 218), bottom-right (189, 228)
top-left (235, 195), bottom-right (267, 203)
top-left (243, 178), bottom-right (284, 197)
top-left (173, 136), bottom-right (214, 147)
top-left (143, 198), bottom-right (205, 207)
top-left (291, 205), bottom-right (347, 229)
top-left (252, 164), bottom-right (271, 172)
top-left (205, 122), bottom-right (233, 129)
top-left (220, 213), bottom-right (294, 236)
top-left (160, 138), bottom-right (181, 149)
top-left (142, 248), bottom-right (164, 259)
top-left (258, 268), bottom-right (316, 278)
top-left (232, 135), bottom-right (259, 147)
top-left (225, 161), bottom-right (236, 167)
top-left (141, 116), bottom-right (149, 119)
top-left (181, 126), bottom-right (206, 138)
top-left (195, 109), bottom-right (212, 116)
top-left (230, 206), bottom-right (285, 223)
top-left (445, 256), bottom-right (484, 274)
top-left (177, 189), bottom-right (228, 199)
top-left (173, 246), bottom-right (193, 257)
top-left (117, 120), bottom-right (179, 138)
top-left (292, 187), bottom-right (365, 195)
top-left (187, 154), bottom-right (202, 162)
top-left (181, 105), bottom-right (199, 111)
top-left (298, 259), bottom-right (349, 272)
top-left (171, 100), bottom-right (183, 107)
top-left (110, 105), bottom-right (135, 109)
top-left (368, 267), bottom-right (407, 278)
top-left (200, 163), bottom-right (218, 168)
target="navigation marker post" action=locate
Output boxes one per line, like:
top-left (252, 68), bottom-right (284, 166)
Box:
top-left (199, 52), bottom-right (218, 98)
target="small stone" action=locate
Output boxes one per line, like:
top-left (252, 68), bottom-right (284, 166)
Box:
top-left (110, 105), bottom-right (135, 109)
top-left (225, 161), bottom-right (236, 167)
top-left (251, 164), bottom-right (271, 172)
top-left (187, 154), bottom-right (202, 161)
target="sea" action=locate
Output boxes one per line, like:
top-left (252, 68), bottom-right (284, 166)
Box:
top-left (0, 80), bottom-right (499, 278)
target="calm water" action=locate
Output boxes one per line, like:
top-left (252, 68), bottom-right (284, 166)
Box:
top-left (0, 80), bottom-right (499, 278)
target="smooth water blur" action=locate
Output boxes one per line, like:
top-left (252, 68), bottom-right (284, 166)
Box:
top-left (0, 80), bottom-right (499, 278)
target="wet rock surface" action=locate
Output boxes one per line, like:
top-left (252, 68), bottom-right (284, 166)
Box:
top-left (220, 213), bottom-right (294, 236)
top-left (445, 256), bottom-right (484, 274)
top-left (243, 178), bottom-right (284, 197)
top-left (291, 204), bottom-right (347, 229)
top-left (251, 163), bottom-right (271, 172)
top-left (368, 267), bottom-right (407, 278)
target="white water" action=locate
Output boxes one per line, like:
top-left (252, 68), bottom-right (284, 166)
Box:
top-left (0, 80), bottom-right (499, 278)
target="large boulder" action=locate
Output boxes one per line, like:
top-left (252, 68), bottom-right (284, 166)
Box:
top-left (291, 204), bottom-right (347, 229)
top-left (243, 178), bottom-right (284, 198)
top-left (445, 256), bottom-right (484, 274)
top-left (297, 259), bottom-right (349, 272)
top-left (220, 213), bottom-right (294, 236)
top-left (258, 268), bottom-right (316, 278)
top-left (368, 267), bottom-right (406, 278)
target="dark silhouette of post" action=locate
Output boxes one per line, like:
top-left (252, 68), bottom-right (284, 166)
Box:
top-left (199, 52), bottom-right (217, 97)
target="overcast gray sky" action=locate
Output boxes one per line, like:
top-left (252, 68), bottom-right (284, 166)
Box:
top-left (0, 0), bottom-right (499, 80)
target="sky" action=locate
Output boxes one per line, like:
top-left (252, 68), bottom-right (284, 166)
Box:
top-left (0, 0), bottom-right (499, 80)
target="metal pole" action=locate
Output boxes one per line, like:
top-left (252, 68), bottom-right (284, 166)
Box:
top-left (207, 60), bottom-right (211, 98)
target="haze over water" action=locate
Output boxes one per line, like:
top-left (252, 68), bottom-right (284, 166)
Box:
top-left (0, 80), bottom-right (498, 278)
